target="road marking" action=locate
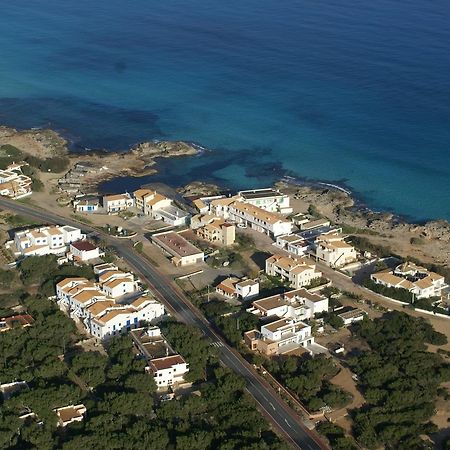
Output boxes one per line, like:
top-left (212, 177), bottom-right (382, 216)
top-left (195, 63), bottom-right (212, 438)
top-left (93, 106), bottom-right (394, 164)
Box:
top-left (269, 402), bottom-right (275, 410)
top-left (284, 418), bottom-right (292, 428)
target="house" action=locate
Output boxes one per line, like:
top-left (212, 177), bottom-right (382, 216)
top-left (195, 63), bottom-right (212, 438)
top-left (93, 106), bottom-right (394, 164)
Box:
top-left (69, 240), bottom-right (102, 262)
top-left (10, 225), bottom-right (85, 258)
top-left (276, 234), bottom-right (309, 256)
top-left (0, 314), bottom-right (34, 332)
top-left (215, 277), bottom-right (260, 300)
top-left (227, 202), bottom-right (293, 238)
top-left (72, 196), bottom-right (100, 213)
top-left (93, 262), bottom-right (118, 275)
top-left (237, 188), bottom-right (293, 214)
top-left (0, 165), bottom-right (32, 199)
top-left (88, 295), bottom-right (165, 340)
top-left (103, 193), bottom-right (134, 213)
top-left (133, 188), bottom-right (190, 226)
top-left (299, 218), bottom-right (331, 231)
top-left (247, 288), bottom-right (328, 321)
top-left (265, 254), bottom-right (322, 288)
top-left (244, 318), bottom-right (313, 356)
top-left (152, 231), bottom-right (204, 266)
top-left (371, 262), bottom-right (447, 299)
top-left (1, 381), bottom-right (29, 400)
top-left (54, 404), bottom-right (87, 427)
top-left (192, 198), bottom-right (209, 214)
top-left (314, 232), bottom-right (357, 268)
top-left (148, 355), bottom-right (189, 389)
top-left (192, 214), bottom-right (236, 246)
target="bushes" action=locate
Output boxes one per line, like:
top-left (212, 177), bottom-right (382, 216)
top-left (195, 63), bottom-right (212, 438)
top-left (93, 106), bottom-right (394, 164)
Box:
top-left (363, 278), bottom-right (413, 303)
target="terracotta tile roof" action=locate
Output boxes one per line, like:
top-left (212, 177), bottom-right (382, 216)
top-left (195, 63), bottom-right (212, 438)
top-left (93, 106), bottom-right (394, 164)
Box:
top-left (149, 355), bottom-right (186, 371)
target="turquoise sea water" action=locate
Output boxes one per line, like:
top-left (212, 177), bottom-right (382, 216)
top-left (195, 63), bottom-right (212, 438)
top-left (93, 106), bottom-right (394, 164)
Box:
top-left (1, 0), bottom-right (449, 221)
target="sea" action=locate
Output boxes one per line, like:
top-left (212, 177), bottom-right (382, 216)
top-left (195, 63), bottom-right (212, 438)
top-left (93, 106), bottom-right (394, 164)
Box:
top-left (1, 0), bottom-right (449, 222)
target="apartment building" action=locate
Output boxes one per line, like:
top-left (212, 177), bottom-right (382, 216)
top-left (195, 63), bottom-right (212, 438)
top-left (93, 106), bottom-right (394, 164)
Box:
top-left (69, 240), bottom-right (102, 262)
top-left (314, 232), bottom-right (357, 268)
top-left (98, 269), bottom-right (137, 298)
top-left (247, 288), bottom-right (328, 321)
top-left (11, 225), bottom-right (85, 257)
top-left (265, 254), bottom-right (322, 288)
top-left (103, 193), bottom-right (134, 213)
top-left (276, 234), bottom-right (309, 257)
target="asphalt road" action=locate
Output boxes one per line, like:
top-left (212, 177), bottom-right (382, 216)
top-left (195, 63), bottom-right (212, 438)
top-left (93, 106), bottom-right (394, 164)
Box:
top-left (0, 198), bottom-right (327, 450)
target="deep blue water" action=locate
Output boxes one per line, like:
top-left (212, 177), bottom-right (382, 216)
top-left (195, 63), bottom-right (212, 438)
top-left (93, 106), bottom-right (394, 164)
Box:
top-left (1, 0), bottom-right (450, 221)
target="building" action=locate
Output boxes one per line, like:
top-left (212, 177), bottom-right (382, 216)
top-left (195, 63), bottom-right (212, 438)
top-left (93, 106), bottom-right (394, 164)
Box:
top-left (93, 262), bottom-right (118, 275)
top-left (88, 295), bottom-right (165, 340)
top-left (98, 269), bottom-right (137, 298)
top-left (133, 188), bottom-right (190, 226)
top-left (72, 196), bottom-right (100, 213)
top-left (103, 193), bottom-right (134, 213)
top-left (0, 314), bottom-right (34, 332)
top-left (265, 254), bottom-right (322, 288)
top-left (244, 318), bottom-right (313, 356)
top-left (226, 201), bottom-right (293, 238)
top-left (238, 188), bottom-right (293, 214)
top-left (10, 225), bottom-right (85, 258)
top-left (336, 306), bottom-right (367, 325)
top-left (215, 277), bottom-right (259, 300)
top-left (148, 355), bottom-right (189, 389)
top-left (152, 231), bottom-right (204, 266)
top-left (299, 218), bottom-right (331, 231)
top-left (54, 405), bottom-right (87, 427)
top-left (69, 240), bottom-right (102, 262)
top-left (192, 214), bottom-right (236, 246)
top-left (56, 278), bottom-right (107, 318)
top-left (0, 165), bottom-right (32, 199)
top-left (314, 232), bottom-right (357, 268)
top-left (371, 262), bottom-right (447, 299)
top-left (276, 234), bottom-right (309, 257)
top-left (247, 288), bottom-right (328, 321)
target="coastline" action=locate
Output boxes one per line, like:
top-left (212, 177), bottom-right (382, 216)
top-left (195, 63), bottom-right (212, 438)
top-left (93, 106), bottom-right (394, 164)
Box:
top-left (2, 123), bottom-right (450, 267)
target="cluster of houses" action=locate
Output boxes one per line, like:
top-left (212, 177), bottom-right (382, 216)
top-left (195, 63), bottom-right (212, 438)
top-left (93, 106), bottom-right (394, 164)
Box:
top-left (6, 225), bottom-right (103, 263)
top-left (371, 261), bottom-right (447, 299)
top-left (0, 163), bottom-right (33, 199)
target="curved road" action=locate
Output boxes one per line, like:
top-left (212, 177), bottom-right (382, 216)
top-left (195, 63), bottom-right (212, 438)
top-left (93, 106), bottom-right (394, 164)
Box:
top-left (0, 198), bottom-right (327, 450)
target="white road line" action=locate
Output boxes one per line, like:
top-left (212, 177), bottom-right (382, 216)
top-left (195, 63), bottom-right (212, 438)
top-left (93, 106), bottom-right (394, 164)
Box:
top-left (285, 418), bottom-right (292, 428)
top-left (269, 402), bottom-right (275, 410)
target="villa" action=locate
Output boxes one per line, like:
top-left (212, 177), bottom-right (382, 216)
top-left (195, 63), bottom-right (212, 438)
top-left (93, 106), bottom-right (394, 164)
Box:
top-left (215, 277), bottom-right (260, 300)
top-left (191, 214), bottom-right (236, 246)
top-left (0, 164), bottom-right (32, 199)
top-left (152, 231), bottom-right (204, 266)
top-left (371, 262), bottom-right (446, 299)
top-left (103, 193), bottom-right (134, 213)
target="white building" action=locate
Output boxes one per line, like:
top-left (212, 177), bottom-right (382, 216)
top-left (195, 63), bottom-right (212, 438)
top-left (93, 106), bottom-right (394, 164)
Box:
top-left (54, 404), bottom-right (87, 427)
top-left (133, 188), bottom-right (190, 226)
top-left (238, 188), bottom-right (293, 214)
top-left (226, 201), bottom-right (293, 238)
top-left (103, 193), bottom-right (134, 213)
top-left (244, 319), bottom-right (314, 356)
top-left (148, 355), bottom-right (189, 389)
top-left (371, 262), bottom-right (446, 299)
top-left (56, 278), bottom-right (107, 318)
top-left (276, 234), bottom-right (309, 257)
top-left (69, 240), bottom-right (102, 262)
top-left (314, 232), bottom-right (357, 268)
top-left (191, 214), bottom-right (236, 246)
top-left (10, 225), bottom-right (85, 258)
top-left (265, 254), bottom-right (322, 288)
top-left (215, 277), bottom-right (260, 300)
top-left (73, 197), bottom-right (100, 213)
top-left (98, 270), bottom-right (137, 298)
top-left (247, 288), bottom-right (328, 321)
top-left (88, 295), bottom-right (165, 340)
